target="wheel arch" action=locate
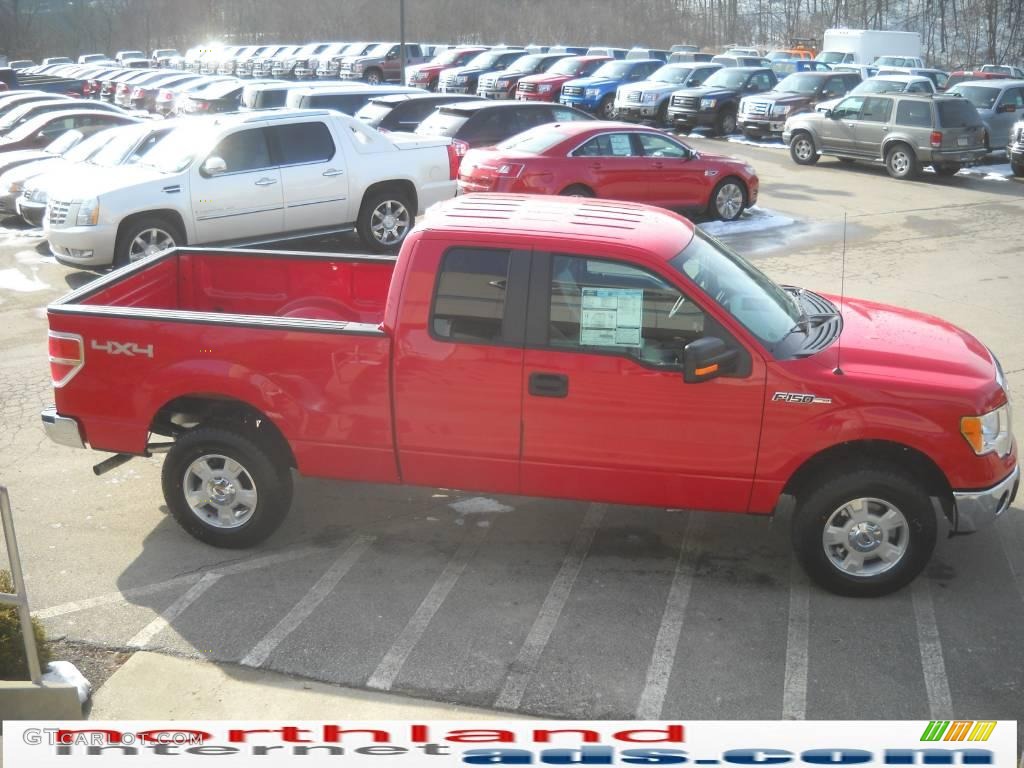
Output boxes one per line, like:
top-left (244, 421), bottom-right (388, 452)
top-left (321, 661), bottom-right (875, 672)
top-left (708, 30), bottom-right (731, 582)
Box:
top-left (360, 179), bottom-right (419, 216)
top-left (116, 209), bottom-right (189, 251)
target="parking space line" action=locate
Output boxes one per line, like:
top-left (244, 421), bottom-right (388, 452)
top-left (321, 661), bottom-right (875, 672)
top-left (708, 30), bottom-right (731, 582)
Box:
top-left (494, 504), bottom-right (605, 711)
top-left (126, 572), bottom-right (222, 649)
top-left (782, 558), bottom-right (810, 720)
top-left (240, 536), bottom-right (374, 668)
top-left (912, 577), bottom-right (954, 718)
top-left (36, 544), bottom-right (327, 619)
top-left (635, 513), bottom-right (703, 719)
top-left (366, 526), bottom-right (490, 691)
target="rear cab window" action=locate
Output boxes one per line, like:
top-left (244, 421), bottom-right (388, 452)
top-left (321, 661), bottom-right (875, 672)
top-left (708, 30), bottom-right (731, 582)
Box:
top-left (268, 121), bottom-right (336, 164)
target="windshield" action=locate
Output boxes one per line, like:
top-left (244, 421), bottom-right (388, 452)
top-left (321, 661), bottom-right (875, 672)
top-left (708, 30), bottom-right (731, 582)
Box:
top-left (85, 126), bottom-right (151, 165)
top-left (433, 48), bottom-right (470, 66)
top-left (854, 78), bottom-right (905, 94)
top-left (593, 61), bottom-right (636, 78)
top-left (45, 130), bottom-right (83, 154)
top-left (63, 130), bottom-right (114, 162)
top-left (704, 68), bottom-right (752, 88)
top-left (817, 51), bottom-right (846, 64)
top-left (365, 43), bottom-right (391, 56)
top-left (294, 44), bottom-right (320, 58)
top-left (467, 51), bottom-right (514, 68)
top-left (949, 85), bottom-right (1000, 110)
top-left (669, 230), bottom-right (800, 347)
top-left (496, 125), bottom-right (567, 153)
top-left (776, 73), bottom-right (823, 93)
top-left (876, 56), bottom-right (911, 66)
top-left (506, 54), bottom-right (546, 73)
top-left (138, 123), bottom-right (208, 173)
top-left (649, 65), bottom-right (695, 84)
top-left (548, 58), bottom-right (591, 77)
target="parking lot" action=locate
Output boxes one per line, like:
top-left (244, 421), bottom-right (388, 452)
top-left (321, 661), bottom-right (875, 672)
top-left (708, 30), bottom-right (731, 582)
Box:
top-left (1, 135), bottom-right (1023, 738)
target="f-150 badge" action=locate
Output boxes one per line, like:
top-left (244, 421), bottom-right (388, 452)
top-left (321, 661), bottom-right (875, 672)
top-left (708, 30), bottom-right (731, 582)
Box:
top-left (772, 392), bottom-right (832, 404)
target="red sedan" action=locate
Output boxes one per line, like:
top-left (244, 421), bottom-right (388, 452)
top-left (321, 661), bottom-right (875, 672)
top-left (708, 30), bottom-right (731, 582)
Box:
top-left (457, 121), bottom-right (759, 220)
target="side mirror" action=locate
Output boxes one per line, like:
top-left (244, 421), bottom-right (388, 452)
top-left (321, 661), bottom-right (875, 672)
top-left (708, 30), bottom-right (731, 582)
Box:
top-left (821, 108), bottom-right (833, 118)
top-left (202, 156), bottom-right (227, 176)
top-left (386, 51), bottom-right (398, 61)
top-left (683, 336), bottom-right (737, 383)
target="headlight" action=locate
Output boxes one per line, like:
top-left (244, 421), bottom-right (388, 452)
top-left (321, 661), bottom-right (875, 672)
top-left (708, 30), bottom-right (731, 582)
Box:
top-left (961, 404), bottom-right (1013, 457)
top-left (538, 84), bottom-right (553, 93)
top-left (585, 88), bottom-right (600, 98)
top-left (642, 92), bottom-right (658, 104)
top-left (456, 75), bottom-right (468, 84)
top-left (8, 181), bottom-right (23, 194)
top-left (700, 98), bottom-right (718, 110)
top-left (75, 197), bottom-right (99, 227)
top-left (772, 104), bottom-right (791, 116)
top-left (353, 62), bottom-right (365, 72)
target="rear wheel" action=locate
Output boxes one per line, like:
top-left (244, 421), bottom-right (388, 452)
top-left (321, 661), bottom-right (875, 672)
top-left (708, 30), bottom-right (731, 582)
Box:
top-left (789, 131), bottom-right (819, 165)
top-left (113, 216), bottom-right (184, 269)
top-left (358, 189), bottom-right (414, 253)
top-left (932, 163), bottom-right (961, 176)
top-left (885, 142), bottom-right (919, 179)
top-left (1010, 160), bottom-right (1024, 177)
top-left (709, 178), bottom-right (746, 221)
top-left (791, 466), bottom-right (937, 597)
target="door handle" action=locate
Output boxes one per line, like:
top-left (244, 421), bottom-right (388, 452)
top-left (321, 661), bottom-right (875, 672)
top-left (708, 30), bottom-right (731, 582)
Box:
top-left (322, 168), bottom-right (344, 177)
top-left (589, 163), bottom-right (602, 170)
top-left (254, 177), bottom-right (277, 186)
top-left (529, 372), bottom-right (569, 398)
top-left (652, 161), bottom-right (664, 169)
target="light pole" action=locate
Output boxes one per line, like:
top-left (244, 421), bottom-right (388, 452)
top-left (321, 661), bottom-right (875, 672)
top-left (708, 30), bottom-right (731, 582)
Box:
top-left (399, 0), bottom-right (406, 86)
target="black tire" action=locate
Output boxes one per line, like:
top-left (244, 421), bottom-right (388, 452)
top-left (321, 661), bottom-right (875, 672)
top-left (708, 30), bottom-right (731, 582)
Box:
top-left (789, 131), bottom-right (819, 165)
top-left (932, 163), bottom-right (961, 176)
top-left (656, 101), bottom-right (669, 126)
top-left (364, 67), bottom-right (383, 85)
top-left (708, 177), bottom-right (746, 221)
top-left (791, 466), bottom-right (937, 597)
top-left (838, 157), bottom-right (857, 165)
top-left (1012, 160), bottom-right (1024, 177)
top-left (113, 215), bottom-right (184, 269)
top-left (162, 426), bottom-right (293, 548)
top-left (885, 142), bottom-right (919, 179)
top-left (357, 188), bottom-right (415, 253)
top-left (560, 184), bottom-right (594, 197)
top-left (597, 94), bottom-right (616, 120)
top-left (713, 107), bottom-right (737, 136)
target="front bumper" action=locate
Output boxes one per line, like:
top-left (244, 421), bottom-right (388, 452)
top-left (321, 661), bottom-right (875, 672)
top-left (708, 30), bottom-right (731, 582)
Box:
top-left (47, 220), bottom-right (116, 266)
top-left (952, 464), bottom-right (1019, 533)
top-left (16, 197), bottom-right (45, 226)
top-left (41, 407), bottom-right (86, 449)
top-left (616, 104), bottom-right (660, 120)
top-left (1005, 142), bottom-right (1023, 162)
top-left (738, 116), bottom-right (787, 136)
top-left (318, 69), bottom-right (341, 79)
top-left (668, 109), bottom-right (716, 129)
top-left (477, 88), bottom-right (515, 99)
top-left (439, 85), bottom-right (472, 94)
top-left (559, 97), bottom-right (598, 113)
top-left (294, 68), bottom-right (317, 80)
top-left (337, 72), bottom-right (364, 81)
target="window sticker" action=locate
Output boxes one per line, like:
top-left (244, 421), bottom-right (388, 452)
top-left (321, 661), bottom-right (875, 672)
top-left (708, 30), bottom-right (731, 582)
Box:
top-left (580, 287), bottom-right (643, 347)
top-left (609, 134), bottom-right (632, 156)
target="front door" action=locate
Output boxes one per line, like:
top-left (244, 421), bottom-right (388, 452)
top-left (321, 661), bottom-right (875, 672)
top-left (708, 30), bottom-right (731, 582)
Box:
top-left (191, 127), bottom-right (284, 244)
top-left (850, 96), bottom-right (894, 156)
top-left (634, 132), bottom-right (705, 208)
top-left (819, 95), bottom-right (863, 153)
top-left (570, 131), bottom-right (650, 201)
top-left (520, 251), bottom-right (765, 511)
top-left (267, 120), bottom-right (351, 233)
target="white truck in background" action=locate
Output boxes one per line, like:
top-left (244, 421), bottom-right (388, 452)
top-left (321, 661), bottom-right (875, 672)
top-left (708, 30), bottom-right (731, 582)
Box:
top-left (816, 29), bottom-right (922, 66)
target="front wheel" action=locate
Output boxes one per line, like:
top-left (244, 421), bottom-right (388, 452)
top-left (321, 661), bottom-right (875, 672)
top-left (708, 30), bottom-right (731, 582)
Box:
top-left (791, 466), bottom-right (937, 597)
top-left (358, 190), bottom-right (414, 253)
top-left (789, 132), bottom-right (819, 165)
top-left (162, 426), bottom-right (293, 548)
top-left (597, 94), bottom-right (616, 120)
top-left (709, 178), bottom-right (746, 221)
top-left (713, 108), bottom-right (737, 136)
top-left (364, 68), bottom-right (383, 85)
top-left (113, 216), bottom-right (184, 268)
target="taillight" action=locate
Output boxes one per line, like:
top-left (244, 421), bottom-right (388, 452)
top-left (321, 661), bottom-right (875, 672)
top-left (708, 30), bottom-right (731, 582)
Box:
top-left (195, 101), bottom-right (210, 111)
top-left (159, 91), bottom-right (173, 101)
top-left (930, 130), bottom-right (943, 148)
top-left (447, 141), bottom-right (466, 179)
top-left (132, 88), bottom-right (144, 98)
top-left (48, 331), bottom-right (84, 388)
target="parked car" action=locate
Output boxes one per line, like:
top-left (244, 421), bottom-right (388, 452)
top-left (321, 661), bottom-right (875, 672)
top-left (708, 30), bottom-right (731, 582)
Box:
top-left (99, 69), bottom-right (155, 102)
top-left (1009, 119), bottom-right (1024, 175)
top-left (151, 49), bottom-right (181, 68)
top-left (874, 55), bottom-right (926, 68)
top-left (0, 99), bottom-right (127, 136)
top-left (114, 70), bottom-right (187, 108)
top-left (0, 129), bottom-right (93, 213)
top-left (814, 73), bottom-right (934, 113)
top-left (43, 193), bottom-right (1018, 597)
top-left (549, 46), bottom-right (589, 56)
top-left (981, 64), bottom-right (1024, 78)
top-left (154, 76), bottom-right (234, 117)
top-left (239, 81), bottom-right (308, 110)
top-left (9, 60), bottom-right (36, 70)
top-left (832, 64), bottom-right (880, 80)
top-left (0, 92), bottom-right (67, 121)
top-left (723, 47), bottom-right (762, 57)
top-left (946, 79), bottom-right (1024, 148)
top-left (115, 50), bottom-right (146, 64)
top-left (271, 43), bottom-right (331, 80)
top-left (712, 54), bottom-right (772, 68)
top-left (614, 63), bottom-right (722, 124)
top-left (285, 85), bottom-right (424, 114)
top-left (77, 54), bottom-right (109, 65)
top-left (784, 93), bottom-right (986, 178)
top-left (516, 55), bottom-right (611, 102)
top-left (297, 42), bottom-right (352, 80)
top-left (560, 58), bottom-right (663, 118)
top-left (415, 100), bottom-right (592, 158)
top-left (667, 66), bottom-right (778, 135)
top-left (240, 45), bottom-right (293, 79)
top-left (944, 69), bottom-right (1012, 90)
top-left (458, 121), bottom-right (757, 220)
top-left (875, 67), bottom-right (949, 90)
top-left (626, 48), bottom-right (669, 63)
top-left (669, 52), bottom-right (715, 64)
top-left (43, 109), bottom-right (458, 264)
top-left (183, 79), bottom-right (271, 115)
top-left (586, 47), bottom-right (628, 60)
top-left (129, 73), bottom-right (201, 112)
top-left (41, 56), bottom-right (74, 66)
top-left (406, 46), bottom-right (488, 91)
top-left (438, 49), bottom-right (528, 94)
top-left (737, 71), bottom-right (863, 138)
top-left (355, 93), bottom-right (479, 131)
top-left (770, 59), bottom-right (833, 77)
top-left (202, 45), bottom-right (242, 75)
top-left (767, 48), bottom-right (814, 61)
top-left (335, 43), bottom-right (431, 84)
top-left (477, 53), bottom-right (573, 99)
top-left (0, 109), bottom-right (137, 153)
top-left (219, 45), bottom-right (272, 77)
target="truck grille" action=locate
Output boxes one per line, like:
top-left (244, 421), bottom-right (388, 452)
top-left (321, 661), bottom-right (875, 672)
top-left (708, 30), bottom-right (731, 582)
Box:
top-left (48, 200), bottom-right (70, 226)
top-left (671, 95), bottom-right (699, 110)
top-left (479, 75), bottom-right (496, 90)
top-left (743, 100), bottom-right (771, 116)
top-left (627, 91), bottom-right (642, 103)
top-left (562, 85), bottom-right (583, 97)
top-left (439, 73), bottom-right (456, 87)
top-left (519, 82), bottom-right (537, 94)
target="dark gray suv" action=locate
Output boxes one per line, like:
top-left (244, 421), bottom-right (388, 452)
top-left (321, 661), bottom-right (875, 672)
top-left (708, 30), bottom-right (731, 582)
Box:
top-left (783, 93), bottom-right (986, 179)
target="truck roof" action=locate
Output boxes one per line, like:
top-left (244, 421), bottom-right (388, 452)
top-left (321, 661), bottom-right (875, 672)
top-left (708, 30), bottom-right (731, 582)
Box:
top-left (421, 193), bottom-right (694, 261)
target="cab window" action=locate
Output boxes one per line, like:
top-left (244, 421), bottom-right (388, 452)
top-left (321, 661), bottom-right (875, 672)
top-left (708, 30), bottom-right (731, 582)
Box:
top-left (573, 133), bottom-right (636, 157)
top-left (432, 248), bottom-right (513, 343)
top-left (637, 133), bottom-right (689, 158)
top-left (859, 96), bottom-right (893, 123)
top-left (831, 96), bottom-right (864, 120)
top-left (208, 128), bottom-right (273, 173)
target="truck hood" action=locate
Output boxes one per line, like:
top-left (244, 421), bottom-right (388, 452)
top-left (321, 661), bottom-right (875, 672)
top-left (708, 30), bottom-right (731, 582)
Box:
top-left (830, 294), bottom-right (996, 385)
top-left (445, 65), bottom-right (498, 78)
top-left (564, 76), bottom-right (621, 89)
top-left (48, 163), bottom-right (166, 200)
top-left (673, 85), bottom-right (740, 100)
top-left (519, 72), bottom-right (572, 85)
top-left (618, 80), bottom-right (682, 96)
top-left (748, 91), bottom-right (816, 108)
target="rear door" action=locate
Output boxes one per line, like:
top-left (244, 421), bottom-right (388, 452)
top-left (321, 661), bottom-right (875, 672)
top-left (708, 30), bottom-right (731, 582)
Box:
top-left (268, 120), bottom-right (351, 232)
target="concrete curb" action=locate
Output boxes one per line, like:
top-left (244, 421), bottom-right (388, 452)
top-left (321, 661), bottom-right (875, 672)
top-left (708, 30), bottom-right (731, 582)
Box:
top-left (0, 679), bottom-right (83, 727)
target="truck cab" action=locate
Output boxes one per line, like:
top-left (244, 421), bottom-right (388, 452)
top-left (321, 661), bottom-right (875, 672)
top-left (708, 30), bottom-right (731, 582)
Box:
top-left (559, 58), bottom-right (662, 119)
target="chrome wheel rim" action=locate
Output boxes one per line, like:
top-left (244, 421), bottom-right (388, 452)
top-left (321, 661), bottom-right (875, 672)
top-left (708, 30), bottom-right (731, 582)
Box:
top-left (129, 227), bottom-right (175, 262)
top-left (794, 137), bottom-right (813, 161)
top-left (367, 71), bottom-right (381, 84)
top-left (822, 497), bottom-right (909, 578)
top-left (715, 183), bottom-right (744, 219)
top-left (890, 150), bottom-right (911, 175)
top-left (183, 453), bottom-right (258, 529)
top-left (600, 99), bottom-right (615, 119)
top-left (370, 200), bottom-right (411, 245)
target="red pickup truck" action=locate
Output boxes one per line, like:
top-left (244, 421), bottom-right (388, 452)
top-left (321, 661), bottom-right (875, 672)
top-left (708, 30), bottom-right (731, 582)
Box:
top-left (43, 195), bottom-right (1017, 597)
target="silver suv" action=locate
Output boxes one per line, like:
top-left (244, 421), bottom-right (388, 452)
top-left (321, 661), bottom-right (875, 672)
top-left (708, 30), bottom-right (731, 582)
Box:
top-left (783, 93), bottom-right (986, 179)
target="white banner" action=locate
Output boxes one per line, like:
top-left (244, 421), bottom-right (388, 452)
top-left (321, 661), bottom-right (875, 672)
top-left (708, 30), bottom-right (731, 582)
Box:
top-left (3, 719), bottom-right (1017, 766)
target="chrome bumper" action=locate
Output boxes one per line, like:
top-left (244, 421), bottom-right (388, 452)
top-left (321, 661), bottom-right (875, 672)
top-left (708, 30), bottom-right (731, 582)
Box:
top-left (952, 464), bottom-right (1019, 532)
top-left (41, 407), bottom-right (85, 449)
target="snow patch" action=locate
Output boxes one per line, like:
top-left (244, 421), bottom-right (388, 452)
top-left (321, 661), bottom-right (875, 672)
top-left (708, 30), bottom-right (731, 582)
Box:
top-left (43, 660), bottom-right (91, 704)
top-left (922, 162), bottom-right (1015, 181)
top-left (449, 497), bottom-right (514, 515)
top-left (0, 266), bottom-right (49, 292)
top-left (0, 225), bottom-right (45, 242)
top-left (699, 206), bottom-right (796, 237)
top-left (15, 249), bottom-right (55, 265)
top-left (727, 135), bottom-right (786, 150)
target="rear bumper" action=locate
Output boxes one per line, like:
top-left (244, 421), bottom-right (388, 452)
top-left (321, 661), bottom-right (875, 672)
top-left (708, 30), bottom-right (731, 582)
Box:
top-left (41, 407), bottom-right (86, 450)
top-left (925, 147), bottom-right (988, 164)
top-left (952, 464), bottom-right (1019, 533)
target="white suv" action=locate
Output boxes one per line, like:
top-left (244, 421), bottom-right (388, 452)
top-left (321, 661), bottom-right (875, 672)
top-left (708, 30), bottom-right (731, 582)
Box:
top-left (44, 109), bottom-right (458, 267)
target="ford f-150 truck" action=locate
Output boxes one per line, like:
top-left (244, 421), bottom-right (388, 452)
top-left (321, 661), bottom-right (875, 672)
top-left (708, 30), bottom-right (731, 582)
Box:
top-left (42, 194), bottom-right (1017, 598)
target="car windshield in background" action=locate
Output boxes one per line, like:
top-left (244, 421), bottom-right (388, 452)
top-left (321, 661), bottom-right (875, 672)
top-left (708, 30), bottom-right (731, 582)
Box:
top-left (704, 68), bottom-right (753, 88)
top-left (367, 43), bottom-right (393, 56)
top-left (950, 85), bottom-right (1000, 110)
top-left (593, 61), bottom-right (636, 78)
top-left (197, 81), bottom-right (242, 99)
top-left (137, 124), bottom-right (207, 173)
top-left (294, 44), bottom-right (320, 58)
top-left (937, 99), bottom-right (982, 127)
top-left (776, 73), bottom-right (822, 93)
top-left (650, 66), bottom-right (696, 83)
top-left (86, 127), bottom-right (151, 165)
top-left (855, 79), bottom-right (906, 93)
top-left (415, 109), bottom-right (466, 137)
top-left (467, 51), bottom-right (513, 68)
top-left (669, 230), bottom-right (801, 348)
top-left (506, 55), bottom-right (546, 73)
top-left (45, 130), bottom-right (83, 155)
top-left (816, 52), bottom-right (846, 64)
top-left (496, 125), bottom-right (567, 153)
top-left (62, 130), bottom-right (114, 162)
top-left (548, 58), bottom-right (590, 77)
top-left (355, 102), bottom-right (394, 123)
